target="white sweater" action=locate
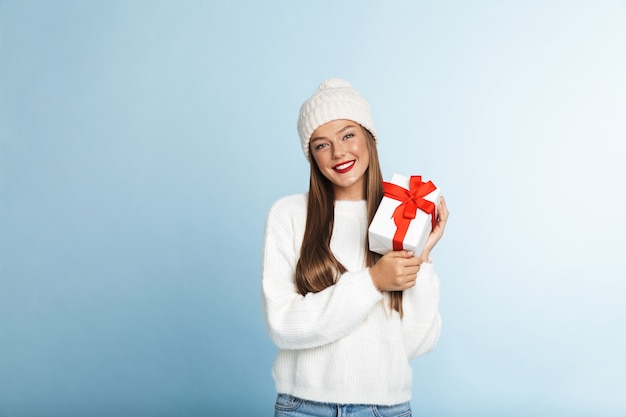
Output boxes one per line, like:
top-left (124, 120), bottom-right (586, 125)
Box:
top-left (261, 193), bottom-right (442, 406)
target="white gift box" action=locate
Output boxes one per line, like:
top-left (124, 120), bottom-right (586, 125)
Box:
top-left (368, 174), bottom-right (440, 256)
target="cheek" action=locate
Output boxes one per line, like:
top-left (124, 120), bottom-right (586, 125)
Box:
top-left (311, 153), bottom-right (329, 172)
top-left (311, 153), bottom-right (321, 166)
top-left (353, 141), bottom-right (369, 162)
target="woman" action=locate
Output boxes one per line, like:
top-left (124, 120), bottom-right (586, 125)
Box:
top-left (262, 78), bottom-right (449, 416)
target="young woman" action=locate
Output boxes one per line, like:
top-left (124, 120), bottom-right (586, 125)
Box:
top-left (262, 78), bottom-right (449, 417)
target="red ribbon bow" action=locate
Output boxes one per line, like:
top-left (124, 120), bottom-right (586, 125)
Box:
top-left (382, 176), bottom-right (437, 251)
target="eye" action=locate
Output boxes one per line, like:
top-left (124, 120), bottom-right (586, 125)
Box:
top-left (314, 142), bottom-right (328, 150)
top-left (343, 133), bottom-right (354, 141)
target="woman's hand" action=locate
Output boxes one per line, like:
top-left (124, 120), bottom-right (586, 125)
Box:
top-left (420, 196), bottom-right (449, 262)
top-left (369, 250), bottom-right (423, 291)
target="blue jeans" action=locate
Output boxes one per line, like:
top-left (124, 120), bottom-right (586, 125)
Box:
top-left (274, 394), bottom-right (412, 417)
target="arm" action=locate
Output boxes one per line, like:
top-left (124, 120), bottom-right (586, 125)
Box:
top-left (402, 196), bottom-right (449, 358)
top-left (261, 198), bottom-right (383, 350)
top-left (401, 261), bottom-right (442, 359)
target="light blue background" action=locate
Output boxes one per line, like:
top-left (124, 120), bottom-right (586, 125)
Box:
top-left (1, 1), bottom-right (625, 416)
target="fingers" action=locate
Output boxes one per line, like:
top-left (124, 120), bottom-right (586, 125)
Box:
top-left (371, 251), bottom-right (422, 291)
top-left (396, 260), bottom-right (421, 289)
top-left (404, 264), bottom-right (421, 276)
top-left (402, 278), bottom-right (417, 290)
top-left (386, 250), bottom-right (415, 259)
top-left (399, 271), bottom-right (418, 289)
top-left (420, 197), bottom-right (449, 261)
top-left (437, 196), bottom-right (449, 226)
top-left (386, 250), bottom-right (423, 263)
top-left (388, 251), bottom-right (422, 276)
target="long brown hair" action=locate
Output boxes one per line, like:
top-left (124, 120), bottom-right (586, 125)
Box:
top-left (294, 128), bottom-right (404, 316)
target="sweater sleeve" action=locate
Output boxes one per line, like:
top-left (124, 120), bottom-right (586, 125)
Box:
top-left (401, 261), bottom-right (442, 359)
top-left (261, 197), bottom-right (384, 351)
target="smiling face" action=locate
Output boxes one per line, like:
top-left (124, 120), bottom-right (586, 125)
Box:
top-left (309, 119), bottom-right (370, 200)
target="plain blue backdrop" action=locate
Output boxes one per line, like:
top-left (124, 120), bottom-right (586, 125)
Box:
top-left (1, 1), bottom-right (625, 416)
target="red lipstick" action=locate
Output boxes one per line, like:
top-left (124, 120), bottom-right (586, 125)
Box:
top-left (333, 160), bottom-right (356, 173)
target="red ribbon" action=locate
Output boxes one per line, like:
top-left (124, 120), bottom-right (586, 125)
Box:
top-left (382, 176), bottom-right (437, 251)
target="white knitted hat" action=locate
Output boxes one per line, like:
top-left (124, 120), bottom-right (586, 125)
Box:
top-left (297, 78), bottom-right (377, 161)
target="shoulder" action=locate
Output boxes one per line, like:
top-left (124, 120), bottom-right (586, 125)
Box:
top-left (266, 193), bottom-right (308, 226)
top-left (268, 193), bottom-right (307, 216)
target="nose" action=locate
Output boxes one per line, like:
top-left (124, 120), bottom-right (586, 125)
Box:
top-left (332, 142), bottom-right (347, 159)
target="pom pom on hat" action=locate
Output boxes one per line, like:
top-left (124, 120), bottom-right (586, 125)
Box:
top-left (297, 78), bottom-right (376, 161)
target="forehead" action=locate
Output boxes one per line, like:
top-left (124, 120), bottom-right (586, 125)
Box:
top-left (311, 119), bottom-right (359, 139)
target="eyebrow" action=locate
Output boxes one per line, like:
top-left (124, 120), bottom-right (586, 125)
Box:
top-left (310, 123), bottom-right (358, 143)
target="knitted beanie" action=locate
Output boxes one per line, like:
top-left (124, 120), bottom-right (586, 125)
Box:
top-left (297, 78), bottom-right (377, 161)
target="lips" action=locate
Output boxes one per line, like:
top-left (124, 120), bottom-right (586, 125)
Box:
top-left (332, 160), bottom-right (356, 173)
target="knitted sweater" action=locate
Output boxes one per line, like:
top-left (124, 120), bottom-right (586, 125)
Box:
top-left (261, 193), bottom-right (442, 406)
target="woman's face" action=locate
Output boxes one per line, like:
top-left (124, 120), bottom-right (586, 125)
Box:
top-left (309, 119), bottom-right (370, 200)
